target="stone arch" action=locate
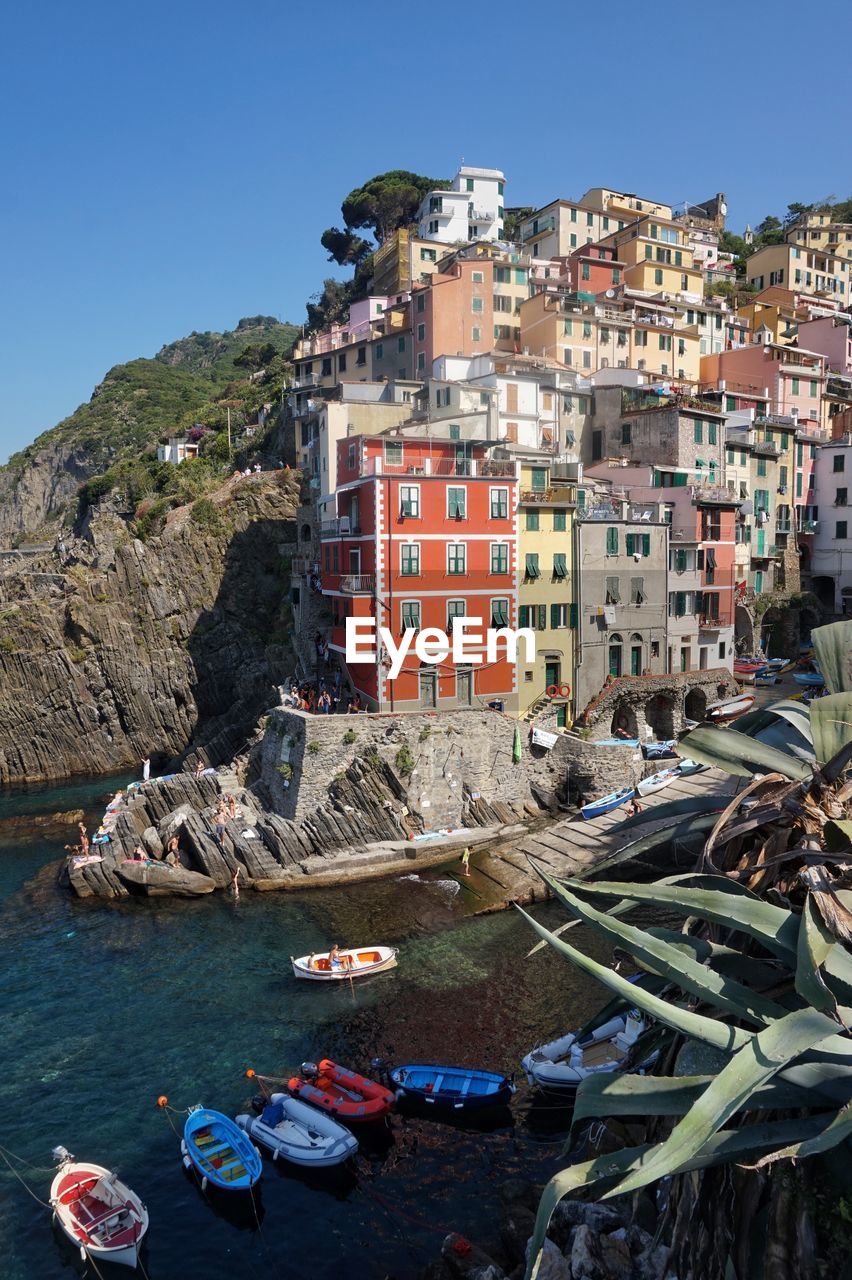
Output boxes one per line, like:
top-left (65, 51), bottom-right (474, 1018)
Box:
top-left (610, 699), bottom-right (638, 740)
top-left (645, 692), bottom-right (676, 739)
top-left (812, 575), bottom-right (835, 611)
top-left (300, 522), bottom-right (312, 542)
top-left (684, 686), bottom-right (708, 722)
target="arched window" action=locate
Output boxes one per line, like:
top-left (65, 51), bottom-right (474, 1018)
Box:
top-left (608, 632), bottom-right (623, 678)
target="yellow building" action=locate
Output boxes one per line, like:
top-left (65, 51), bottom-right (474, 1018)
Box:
top-left (599, 215), bottom-right (704, 299)
top-left (786, 212), bottom-right (852, 262)
top-left (745, 242), bottom-right (848, 303)
top-left (370, 227), bottom-right (445, 294)
top-left (580, 188), bottom-right (673, 222)
top-left (516, 460), bottom-right (577, 723)
top-left (737, 294), bottom-right (801, 346)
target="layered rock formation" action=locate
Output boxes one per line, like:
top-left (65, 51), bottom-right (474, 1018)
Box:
top-left (0, 472), bottom-right (298, 783)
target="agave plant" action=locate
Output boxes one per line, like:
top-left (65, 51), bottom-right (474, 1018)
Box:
top-left (521, 619), bottom-right (852, 1280)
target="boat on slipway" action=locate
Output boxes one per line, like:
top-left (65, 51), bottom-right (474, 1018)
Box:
top-left (288, 1060), bottom-right (396, 1123)
top-left (580, 787), bottom-right (634, 820)
top-left (636, 767), bottom-right (679, 797)
top-left (291, 946), bottom-right (398, 981)
top-left (642, 739), bottom-right (677, 760)
top-left (794, 670), bottom-right (825, 688)
top-left (50, 1148), bottom-right (148, 1268)
top-left (522, 1008), bottom-right (654, 1092)
top-left (236, 1094), bottom-right (358, 1167)
top-left (181, 1107), bottom-right (262, 1191)
top-left (704, 694), bottom-right (755, 722)
top-left (387, 1063), bottom-right (515, 1111)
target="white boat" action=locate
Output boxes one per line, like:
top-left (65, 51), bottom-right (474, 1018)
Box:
top-left (636, 767), bottom-right (679, 797)
top-left (291, 945), bottom-right (398, 981)
top-left (236, 1094), bottom-right (358, 1167)
top-left (705, 694), bottom-right (755, 722)
top-left (522, 1010), bottom-right (653, 1091)
top-left (50, 1148), bottom-right (148, 1268)
top-left (676, 758), bottom-right (707, 777)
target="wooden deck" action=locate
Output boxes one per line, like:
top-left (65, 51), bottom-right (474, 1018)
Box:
top-left (456, 767), bottom-right (737, 913)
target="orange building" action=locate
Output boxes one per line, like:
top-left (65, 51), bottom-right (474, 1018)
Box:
top-left (411, 259), bottom-right (496, 378)
top-left (322, 435), bottom-right (520, 712)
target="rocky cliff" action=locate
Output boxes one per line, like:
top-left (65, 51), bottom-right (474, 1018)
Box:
top-left (0, 471), bottom-right (299, 783)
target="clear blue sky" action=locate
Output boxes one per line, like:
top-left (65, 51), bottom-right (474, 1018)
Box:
top-left (1, 0), bottom-right (850, 463)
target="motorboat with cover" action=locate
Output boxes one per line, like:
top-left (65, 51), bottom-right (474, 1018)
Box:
top-left (236, 1094), bottom-right (358, 1167)
top-left (291, 946), bottom-right (398, 981)
top-left (50, 1147), bottom-right (148, 1268)
top-left (181, 1107), bottom-right (262, 1191)
top-left (522, 1008), bottom-right (653, 1091)
top-left (287, 1060), bottom-right (395, 1122)
top-left (387, 1063), bottom-right (515, 1110)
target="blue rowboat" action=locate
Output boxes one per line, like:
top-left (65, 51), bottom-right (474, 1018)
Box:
top-left (589, 738), bottom-right (640, 748)
top-left (793, 671), bottom-right (824, 688)
top-left (581, 787), bottom-right (634, 820)
top-left (181, 1107), bottom-right (262, 1191)
top-left (388, 1064), bottom-right (515, 1111)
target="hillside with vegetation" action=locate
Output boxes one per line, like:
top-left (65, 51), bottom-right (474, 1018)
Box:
top-left (0, 316), bottom-right (299, 542)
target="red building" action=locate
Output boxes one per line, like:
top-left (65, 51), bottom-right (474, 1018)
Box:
top-left (563, 242), bottom-right (624, 295)
top-left (322, 435), bottom-right (519, 712)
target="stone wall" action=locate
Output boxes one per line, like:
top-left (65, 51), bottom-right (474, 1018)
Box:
top-left (577, 667), bottom-right (738, 736)
top-left (254, 706), bottom-right (574, 827)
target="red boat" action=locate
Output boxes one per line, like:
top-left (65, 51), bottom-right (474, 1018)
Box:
top-left (287, 1059), bottom-right (395, 1122)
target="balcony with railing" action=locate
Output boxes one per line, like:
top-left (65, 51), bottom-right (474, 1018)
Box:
top-left (354, 456), bottom-right (518, 480)
top-left (339, 574), bottom-right (375, 595)
top-left (520, 484), bottom-right (577, 506)
top-left (699, 611), bottom-right (733, 630)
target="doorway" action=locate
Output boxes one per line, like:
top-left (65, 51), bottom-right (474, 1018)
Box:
top-left (419, 669), bottom-right (437, 708)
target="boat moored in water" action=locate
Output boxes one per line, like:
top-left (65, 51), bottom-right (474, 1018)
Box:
top-left (50, 1148), bottom-right (148, 1268)
top-left (181, 1107), bottom-right (262, 1191)
top-left (291, 946), bottom-right (398, 981)
top-left (522, 1009), bottom-right (654, 1092)
top-left (287, 1059), bottom-right (395, 1123)
top-left (236, 1094), bottom-right (358, 1167)
top-left (387, 1063), bottom-right (515, 1110)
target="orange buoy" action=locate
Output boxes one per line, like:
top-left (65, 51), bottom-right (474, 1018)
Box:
top-left (246, 1069), bottom-right (256, 1079)
top-left (156, 1095), bottom-right (168, 1108)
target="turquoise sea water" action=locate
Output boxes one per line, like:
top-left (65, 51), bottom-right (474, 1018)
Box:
top-left (0, 774), bottom-right (613, 1280)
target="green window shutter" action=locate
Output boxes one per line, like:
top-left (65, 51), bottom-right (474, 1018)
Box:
top-left (569, 602), bottom-right (578, 628)
top-left (553, 553), bottom-right (567, 579)
top-left (625, 533), bottom-right (634, 555)
top-left (642, 533), bottom-right (651, 556)
top-left (553, 509), bottom-right (566, 532)
top-left (525, 553), bottom-right (540, 578)
top-left (550, 603), bottom-right (561, 629)
top-left (518, 605), bottom-right (529, 628)
top-left (694, 421), bottom-right (703, 443)
top-left (708, 423), bottom-right (717, 445)
top-left (525, 509), bottom-right (539, 531)
top-left (606, 527), bottom-right (619, 555)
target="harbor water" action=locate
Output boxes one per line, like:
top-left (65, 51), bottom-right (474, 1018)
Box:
top-left (0, 773), bottom-right (614, 1279)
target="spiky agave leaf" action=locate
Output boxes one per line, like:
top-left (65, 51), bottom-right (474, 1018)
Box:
top-left (812, 618), bottom-right (852, 696)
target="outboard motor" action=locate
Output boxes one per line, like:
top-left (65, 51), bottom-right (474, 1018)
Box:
top-left (301, 1061), bottom-right (319, 1080)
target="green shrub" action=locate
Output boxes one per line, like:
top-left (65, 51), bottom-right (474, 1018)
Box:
top-left (365, 749), bottom-right (382, 769)
top-left (190, 497), bottom-right (223, 532)
top-left (342, 729), bottom-right (357, 745)
top-left (277, 762), bottom-right (293, 780)
top-left (0, 635), bottom-right (16, 653)
top-left (395, 744), bottom-right (414, 777)
top-left (67, 646), bottom-right (87, 664)
top-left (418, 726), bottom-right (431, 742)
top-left (306, 740), bottom-right (321, 755)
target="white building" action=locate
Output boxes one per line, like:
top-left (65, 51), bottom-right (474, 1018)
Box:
top-left (417, 166), bottom-right (505, 245)
top-left (157, 436), bottom-right (200, 464)
top-left (811, 434), bottom-right (852, 614)
top-left (433, 352), bottom-right (571, 453)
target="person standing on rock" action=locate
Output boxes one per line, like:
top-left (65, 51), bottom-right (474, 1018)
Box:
top-left (460, 847), bottom-right (471, 877)
top-left (78, 822), bottom-right (90, 857)
top-left (214, 805), bottom-right (227, 849)
top-left (195, 759), bottom-right (205, 781)
top-left (142, 756), bottom-right (150, 783)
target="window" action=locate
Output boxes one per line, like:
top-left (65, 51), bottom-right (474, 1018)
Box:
top-left (397, 335), bottom-right (405, 352)
top-left (447, 600), bottom-right (466, 630)
top-left (553, 509), bottom-right (566, 532)
top-left (491, 598), bottom-right (509, 627)
top-left (401, 601), bottom-right (420, 632)
top-left (466, 178), bottom-right (474, 192)
top-left (447, 487), bottom-right (466, 519)
top-left (338, 352), bottom-right (347, 372)
top-left (553, 553), bottom-right (567, 580)
top-left (837, 489), bottom-right (848, 506)
top-left (525, 509), bottom-right (540, 531)
top-left (838, 521), bottom-right (849, 539)
top-left (654, 268), bottom-right (663, 285)
top-left (417, 352), bottom-right (425, 372)
top-left (490, 543), bottom-right (508, 574)
top-left (834, 455), bottom-right (846, 472)
top-left (399, 485), bottom-right (420, 517)
top-left (583, 320), bottom-right (592, 339)
top-left (490, 488), bottom-right (508, 519)
top-left (420, 248), bottom-right (436, 262)
top-left (416, 293), bottom-right (425, 313)
top-left (606, 577), bottom-right (621, 604)
top-left (356, 346), bottom-right (366, 366)
top-left (400, 544), bottom-right (420, 575)
top-left (525, 553), bottom-right (540, 579)
top-left (472, 297), bottom-right (483, 313)
top-left (347, 443), bottom-right (357, 470)
top-left (810, 380), bottom-right (818, 397)
top-left (551, 603), bottom-right (569, 629)
top-left (581, 262), bottom-right (590, 281)
top-left (606, 526), bottom-right (619, 555)
top-left (321, 358), bottom-right (332, 376)
top-left (447, 543), bottom-right (466, 574)
top-left (385, 442), bottom-right (403, 467)
top-left (375, 342), bottom-right (383, 360)
top-left (757, 458), bottom-right (767, 477)
top-left (708, 422), bottom-right (717, 445)
top-left (471, 270), bottom-right (484, 283)
top-left (626, 533), bottom-right (651, 557)
top-left (693, 421), bottom-right (703, 444)
top-left (659, 334), bottom-right (672, 352)
top-left (621, 422), bottom-right (631, 445)
top-left (494, 294), bottom-right (512, 312)
top-left (792, 377), bottom-right (800, 395)
top-left (471, 326), bottom-right (481, 342)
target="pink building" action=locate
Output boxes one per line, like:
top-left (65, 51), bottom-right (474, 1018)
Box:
top-left (701, 341), bottom-right (827, 427)
top-left (796, 315), bottom-right (852, 376)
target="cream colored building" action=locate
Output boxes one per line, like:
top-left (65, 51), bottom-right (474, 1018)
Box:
top-left (745, 242), bottom-right (849, 304)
